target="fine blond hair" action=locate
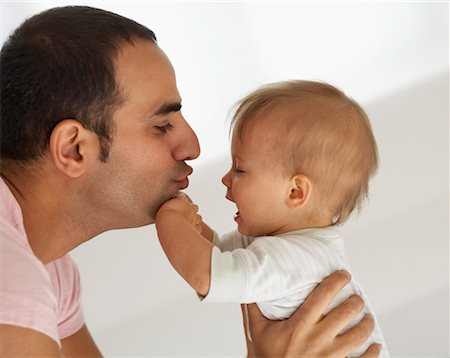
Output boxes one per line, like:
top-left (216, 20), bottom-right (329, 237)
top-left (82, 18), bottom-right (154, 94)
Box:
top-left (230, 80), bottom-right (378, 224)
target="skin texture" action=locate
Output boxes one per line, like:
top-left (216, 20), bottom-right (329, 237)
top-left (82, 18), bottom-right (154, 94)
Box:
top-left (222, 126), bottom-right (293, 237)
top-left (0, 325), bottom-right (62, 357)
top-left (156, 196), bottom-right (213, 295)
top-left (0, 324), bottom-right (101, 357)
top-left (81, 39), bottom-right (200, 228)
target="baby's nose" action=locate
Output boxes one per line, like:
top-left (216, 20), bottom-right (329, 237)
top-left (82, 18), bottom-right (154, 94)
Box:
top-left (221, 170), bottom-right (232, 188)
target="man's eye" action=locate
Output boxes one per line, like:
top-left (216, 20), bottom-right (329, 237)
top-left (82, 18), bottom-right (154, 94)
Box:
top-left (155, 123), bottom-right (173, 133)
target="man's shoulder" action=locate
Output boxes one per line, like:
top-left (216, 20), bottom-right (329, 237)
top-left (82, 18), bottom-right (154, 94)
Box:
top-left (0, 177), bottom-right (28, 247)
top-left (0, 217), bottom-right (60, 344)
top-left (0, 225), bottom-right (52, 289)
top-left (46, 253), bottom-right (81, 299)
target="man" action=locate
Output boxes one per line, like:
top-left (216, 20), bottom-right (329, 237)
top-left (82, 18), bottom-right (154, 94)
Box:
top-left (0, 6), bottom-right (379, 356)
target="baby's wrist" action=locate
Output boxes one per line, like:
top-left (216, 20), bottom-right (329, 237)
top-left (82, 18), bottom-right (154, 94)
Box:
top-left (156, 206), bottom-right (180, 222)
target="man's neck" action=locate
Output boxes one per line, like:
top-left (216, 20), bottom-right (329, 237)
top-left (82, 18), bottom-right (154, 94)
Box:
top-left (1, 170), bottom-right (105, 265)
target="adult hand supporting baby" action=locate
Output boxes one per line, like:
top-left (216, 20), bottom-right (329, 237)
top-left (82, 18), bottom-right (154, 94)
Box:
top-left (246, 270), bottom-right (381, 357)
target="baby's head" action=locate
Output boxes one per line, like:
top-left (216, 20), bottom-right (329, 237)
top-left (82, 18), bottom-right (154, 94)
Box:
top-left (222, 80), bottom-right (378, 236)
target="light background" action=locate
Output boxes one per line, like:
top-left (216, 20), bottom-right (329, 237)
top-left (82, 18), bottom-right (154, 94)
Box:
top-left (1, 1), bottom-right (449, 356)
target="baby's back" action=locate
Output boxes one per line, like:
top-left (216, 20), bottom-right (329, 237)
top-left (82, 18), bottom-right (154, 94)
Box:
top-left (255, 228), bottom-right (389, 357)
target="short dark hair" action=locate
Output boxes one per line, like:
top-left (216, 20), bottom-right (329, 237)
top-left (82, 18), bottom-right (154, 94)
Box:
top-left (0, 6), bottom-right (156, 163)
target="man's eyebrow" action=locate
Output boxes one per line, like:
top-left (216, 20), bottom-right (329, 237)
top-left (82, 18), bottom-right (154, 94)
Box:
top-left (154, 102), bottom-right (182, 115)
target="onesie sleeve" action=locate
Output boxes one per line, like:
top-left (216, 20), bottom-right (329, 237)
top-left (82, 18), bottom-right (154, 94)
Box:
top-left (211, 230), bottom-right (250, 252)
top-left (202, 246), bottom-right (247, 302)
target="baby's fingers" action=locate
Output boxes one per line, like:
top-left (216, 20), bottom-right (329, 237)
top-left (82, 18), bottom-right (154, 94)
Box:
top-left (194, 223), bottom-right (203, 234)
top-left (359, 343), bottom-right (381, 358)
top-left (191, 204), bottom-right (199, 213)
top-left (193, 213), bottom-right (203, 233)
top-left (174, 192), bottom-right (193, 203)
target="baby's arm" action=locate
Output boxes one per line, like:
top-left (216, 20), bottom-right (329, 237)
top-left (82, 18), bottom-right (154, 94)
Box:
top-left (155, 196), bottom-right (213, 296)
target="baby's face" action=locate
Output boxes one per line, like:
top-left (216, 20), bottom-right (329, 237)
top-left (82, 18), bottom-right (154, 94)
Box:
top-left (221, 120), bottom-right (292, 237)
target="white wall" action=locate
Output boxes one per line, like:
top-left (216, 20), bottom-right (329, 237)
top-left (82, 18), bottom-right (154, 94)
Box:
top-left (2, 2), bottom-right (449, 356)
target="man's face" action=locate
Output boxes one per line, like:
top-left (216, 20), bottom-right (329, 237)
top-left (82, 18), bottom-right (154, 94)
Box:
top-left (86, 38), bottom-right (200, 228)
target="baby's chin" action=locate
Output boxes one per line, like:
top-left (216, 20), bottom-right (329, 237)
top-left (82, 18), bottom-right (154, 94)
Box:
top-left (237, 226), bottom-right (271, 238)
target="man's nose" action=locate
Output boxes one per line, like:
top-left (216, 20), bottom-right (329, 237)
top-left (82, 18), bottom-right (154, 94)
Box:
top-left (174, 117), bottom-right (200, 161)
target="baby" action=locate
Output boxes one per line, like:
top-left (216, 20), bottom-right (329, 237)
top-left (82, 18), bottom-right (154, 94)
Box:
top-left (155, 80), bottom-right (389, 356)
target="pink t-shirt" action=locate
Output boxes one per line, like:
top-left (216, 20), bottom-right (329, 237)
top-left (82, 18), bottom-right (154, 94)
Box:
top-left (0, 177), bottom-right (84, 346)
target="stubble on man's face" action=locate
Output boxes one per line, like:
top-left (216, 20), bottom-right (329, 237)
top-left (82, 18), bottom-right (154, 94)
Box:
top-left (85, 39), bottom-right (199, 230)
top-left (95, 147), bottom-right (194, 229)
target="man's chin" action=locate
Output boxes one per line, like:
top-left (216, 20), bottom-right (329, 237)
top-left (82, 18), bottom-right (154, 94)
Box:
top-left (116, 217), bottom-right (155, 229)
top-left (126, 206), bottom-right (158, 228)
top-left (145, 187), bottom-right (182, 223)
top-left (150, 196), bottom-right (173, 220)
top-left (157, 190), bottom-right (180, 207)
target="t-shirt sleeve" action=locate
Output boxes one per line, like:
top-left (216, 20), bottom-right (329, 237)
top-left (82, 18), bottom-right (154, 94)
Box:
top-left (48, 255), bottom-right (85, 340)
top-left (0, 220), bottom-right (60, 345)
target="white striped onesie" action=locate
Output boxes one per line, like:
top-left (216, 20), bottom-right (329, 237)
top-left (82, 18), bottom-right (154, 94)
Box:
top-left (201, 227), bottom-right (389, 357)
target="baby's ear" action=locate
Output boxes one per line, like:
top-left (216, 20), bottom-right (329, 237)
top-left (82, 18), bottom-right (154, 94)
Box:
top-left (286, 174), bottom-right (312, 209)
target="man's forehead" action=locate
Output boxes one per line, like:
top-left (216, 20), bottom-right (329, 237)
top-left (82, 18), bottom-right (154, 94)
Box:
top-left (113, 39), bottom-right (181, 115)
top-left (114, 39), bottom-right (174, 84)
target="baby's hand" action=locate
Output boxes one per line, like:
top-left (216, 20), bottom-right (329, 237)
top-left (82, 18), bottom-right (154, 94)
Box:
top-left (157, 195), bottom-right (203, 233)
top-left (173, 192), bottom-right (194, 203)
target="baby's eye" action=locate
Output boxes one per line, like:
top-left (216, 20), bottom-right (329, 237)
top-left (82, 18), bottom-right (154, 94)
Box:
top-left (155, 123), bottom-right (173, 133)
top-left (233, 168), bottom-right (245, 174)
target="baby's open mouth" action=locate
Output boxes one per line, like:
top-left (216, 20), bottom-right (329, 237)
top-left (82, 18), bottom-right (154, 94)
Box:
top-left (234, 211), bottom-right (240, 220)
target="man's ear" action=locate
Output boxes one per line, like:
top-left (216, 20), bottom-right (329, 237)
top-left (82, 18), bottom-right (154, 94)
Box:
top-left (286, 173), bottom-right (312, 208)
top-left (49, 119), bottom-right (99, 178)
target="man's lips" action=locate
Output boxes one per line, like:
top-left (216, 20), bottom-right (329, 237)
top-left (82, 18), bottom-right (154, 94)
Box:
top-left (175, 166), bottom-right (193, 189)
top-left (177, 177), bottom-right (189, 190)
